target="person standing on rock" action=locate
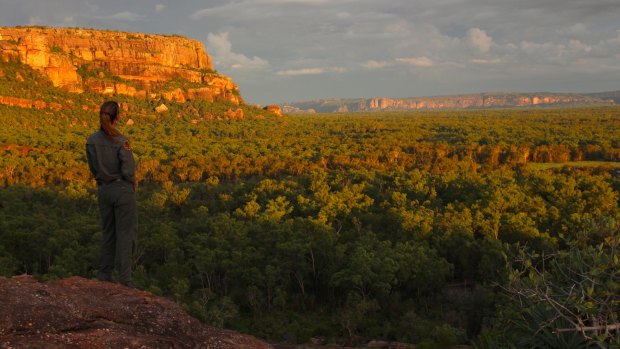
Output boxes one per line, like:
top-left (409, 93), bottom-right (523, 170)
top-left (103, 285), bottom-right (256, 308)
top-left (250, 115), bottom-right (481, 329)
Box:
top-left (86, 100), bottom-right (137, 287)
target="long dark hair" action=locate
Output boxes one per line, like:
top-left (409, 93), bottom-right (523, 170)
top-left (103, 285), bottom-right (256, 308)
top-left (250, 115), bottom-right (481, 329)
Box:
top-left (99, 101), bottom-right (122, 141)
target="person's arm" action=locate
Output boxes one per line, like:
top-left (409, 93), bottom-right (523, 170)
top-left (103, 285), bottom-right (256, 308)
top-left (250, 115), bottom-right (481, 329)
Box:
top-left (86, 143), bottom-right (98, 179)
top-left (119, 139), bottom-right (137, 191)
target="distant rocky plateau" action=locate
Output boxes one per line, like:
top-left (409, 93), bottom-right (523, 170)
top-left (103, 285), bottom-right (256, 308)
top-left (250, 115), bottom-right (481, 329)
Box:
top-left (0, 26), bottom-right (242, 104)
top-left (282, 91), bottom-right (619, 113)
top-left (0, 275), bottom-right (272, 348)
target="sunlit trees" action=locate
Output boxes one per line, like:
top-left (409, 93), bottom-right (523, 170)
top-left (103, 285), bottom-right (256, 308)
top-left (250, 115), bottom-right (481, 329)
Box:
top-left (1, 76), bottom-right (620, 348)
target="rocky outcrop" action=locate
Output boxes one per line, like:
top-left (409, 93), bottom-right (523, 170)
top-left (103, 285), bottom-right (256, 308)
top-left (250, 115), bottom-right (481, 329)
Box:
top-left (0, 275), bottom-right (272, 349)
top-left (155, 103), bottom-right (169, 113)
top-left (263, 104), bottom-right (283, 117)
top-left (283, 92), bottom-right (616, 113)
top-left (0, 95), bottom-right (62, 110)
top-left (0, 26), bottom-right (241, 104)
top-left (225, 108), bottom-right (245, 120)
top-left (586, 90), bottom-right (620, 104)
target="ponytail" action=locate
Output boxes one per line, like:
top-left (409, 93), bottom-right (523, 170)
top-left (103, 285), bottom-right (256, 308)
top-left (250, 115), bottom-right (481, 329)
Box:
top-left (99, 100), bottom-right (123, 141)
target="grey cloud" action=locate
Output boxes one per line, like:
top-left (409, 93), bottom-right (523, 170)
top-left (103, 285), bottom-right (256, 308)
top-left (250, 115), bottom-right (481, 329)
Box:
top-left (206, 32), bottom-right (269, 70)
top-left (0, 0), bottom-right (618, 103)
top-left (255, 0), bottom-right (329, 4)
top-left (396, 57), bottom-right (436, 68)
top-left (109, 11), bottom-right (145, 21)
top-left (362, 60), bottom-right (391, 69)
top-left (509, 0), bottom-right (620, 16)
top-left (467, 28), bottom-right (493, 53)
top-left (276, 66), bottom-right (347, 76)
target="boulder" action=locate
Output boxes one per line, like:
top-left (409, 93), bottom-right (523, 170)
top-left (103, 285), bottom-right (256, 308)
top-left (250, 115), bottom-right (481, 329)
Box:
top-left (155, 103), bottom-right (168, 113)
top-left (263, 104), bottom-right (282, 117)
top-left (162, 88), bottom-right (186, 103)
top-left (0, 275), bottom-right (273, 349)
top-left (225, 108), bottom-right (244, 120)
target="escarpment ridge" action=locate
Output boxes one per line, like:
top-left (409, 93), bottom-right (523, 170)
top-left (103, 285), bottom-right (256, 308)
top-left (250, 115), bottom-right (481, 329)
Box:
top-left (283, 91), bottom-right (618, 113)
top-left (0, 26), bottom-right (241, 104)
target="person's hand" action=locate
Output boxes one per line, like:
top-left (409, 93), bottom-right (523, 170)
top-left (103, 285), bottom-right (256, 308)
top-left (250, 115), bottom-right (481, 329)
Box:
top-left (123, 140), bottom-right (133, 151)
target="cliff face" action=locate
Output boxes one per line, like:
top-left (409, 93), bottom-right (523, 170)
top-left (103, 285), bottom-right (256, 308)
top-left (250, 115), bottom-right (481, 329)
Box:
top-left (283, 92), bottom-right (616, 113)
top-left (0, 275), bottom-right (272, 349)
top-left (0, 27), bottom-right (241, 104)
top-left (586, 90), bottom-right (620, 104)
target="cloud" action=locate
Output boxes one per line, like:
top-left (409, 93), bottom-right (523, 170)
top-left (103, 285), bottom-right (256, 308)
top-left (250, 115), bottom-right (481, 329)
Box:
top-left (277, 68), bottom-right (325, 76)
top-left (512, 37), bottom-right (606, 66)
top-left (470, 58), bottom-right (502, 64)
top-left (396, 56), bottom-right (435, 68)
top-left (384, 19), bottom-right (411, 35)
top-left (337, 12), bottom-right (352, 19)
top-left (190, 3), bottom-right (237, 20)
top-left (564, 23), bottom-right (587, 35)
top-left (276, 67), bottom-right (347, 76)
top-left (255, 0), bottom-right (328, 4)
top-left (467, 28), bottom-right (493, 52)
top-left (519, 40), bottom-right (565, 57)
top-left (568, 39), bottom-right (592, 52)
top-left (28, 16), bottom-right (43, 25)
top-left (110, 11), bottom-right (145, 21)
top-left (206, 32), bottom-right (269, 70)
top-left (362, 60), bottom-right (390, 69)
top-left (86, 3), bottom-right (100, 12)
top-left (190, 9), bottom-right (213, 19)
top-left (3, 0), bottom-right (618, 103)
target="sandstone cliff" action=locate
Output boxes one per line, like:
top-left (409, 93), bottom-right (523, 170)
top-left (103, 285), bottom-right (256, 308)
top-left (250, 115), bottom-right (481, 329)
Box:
top-left (283, 92), bottom-right (616, 113)
top-left (0, 26), bottom-right (241, 104)
top-left (0, 275), bottom-right (272, 349)
top-left (586, 90), bottom-right (620, 104)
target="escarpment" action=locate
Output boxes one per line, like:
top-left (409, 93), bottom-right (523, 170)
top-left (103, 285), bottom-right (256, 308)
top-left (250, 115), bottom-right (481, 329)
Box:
top-left (283, 92), bottom-right (616, 113)
top-left (0, 26), bottom-right (241, 104)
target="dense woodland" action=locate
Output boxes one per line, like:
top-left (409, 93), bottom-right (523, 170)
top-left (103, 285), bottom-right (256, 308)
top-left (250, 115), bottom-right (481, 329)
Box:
top-left (1, 60), bottom-right (620, 348)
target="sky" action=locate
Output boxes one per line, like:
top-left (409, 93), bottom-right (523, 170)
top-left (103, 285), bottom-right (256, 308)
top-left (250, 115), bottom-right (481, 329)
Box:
top-left (0, 0), bottom-right (619, 105)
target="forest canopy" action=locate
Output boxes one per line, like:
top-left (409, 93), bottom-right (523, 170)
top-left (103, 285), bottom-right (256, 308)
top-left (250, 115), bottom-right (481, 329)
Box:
top-left (1, 67), bottom-right (619, 349)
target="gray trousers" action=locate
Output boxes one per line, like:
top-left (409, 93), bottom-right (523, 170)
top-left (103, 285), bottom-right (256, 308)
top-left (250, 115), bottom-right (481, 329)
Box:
top-left (97, 180), bottom-right (137, 285)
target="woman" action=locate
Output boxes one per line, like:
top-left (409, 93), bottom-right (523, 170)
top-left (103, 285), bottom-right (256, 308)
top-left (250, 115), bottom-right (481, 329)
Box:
top-left (86, 100), bottom-right (137, 287)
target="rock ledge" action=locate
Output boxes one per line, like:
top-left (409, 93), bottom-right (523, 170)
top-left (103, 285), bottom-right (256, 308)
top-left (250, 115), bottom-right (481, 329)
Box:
top-left (0, 275), bottom-right (272, 349)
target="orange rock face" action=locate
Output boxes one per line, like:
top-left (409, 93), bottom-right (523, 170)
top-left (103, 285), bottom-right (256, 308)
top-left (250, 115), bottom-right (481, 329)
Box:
top-left (0, 95), bottom-right (62, 110)
top-left (225, 108), bottom-right (244, 120)
top-left (0, 275), bottom-right (273, 349)
top-left (0, 26), bottom-right (241, 104)
top-left (162, 88), bottom-right (187, 103)
top-left (187, 87), bottom-right (215, 102)
top-left (263, 104), bottom-right (283, 117)
top-left (285, 93), bottom-right (614, 113)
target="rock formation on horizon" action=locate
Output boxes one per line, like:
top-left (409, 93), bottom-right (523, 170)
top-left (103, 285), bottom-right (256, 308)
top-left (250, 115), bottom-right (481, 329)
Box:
top-left (0, 275), bottom-right (273, 348)
top-left (283, 92), bottom-right (616, 113)
top-left (0, 26), bottom-right (242, 104)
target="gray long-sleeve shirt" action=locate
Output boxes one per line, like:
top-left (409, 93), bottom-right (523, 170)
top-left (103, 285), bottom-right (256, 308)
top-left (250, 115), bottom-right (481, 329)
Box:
top-left (86, 130), bottom-right (135, 185)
